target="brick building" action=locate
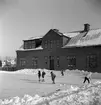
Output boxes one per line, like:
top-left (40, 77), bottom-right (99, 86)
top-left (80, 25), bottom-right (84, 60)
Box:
top-left (16, 24), bottom-right (101, 72)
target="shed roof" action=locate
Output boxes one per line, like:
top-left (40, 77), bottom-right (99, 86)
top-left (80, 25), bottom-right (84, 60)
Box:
top-left (17, 46), bottom-right (43, 51)
top-left (23, 36), bottom-right (43, 41)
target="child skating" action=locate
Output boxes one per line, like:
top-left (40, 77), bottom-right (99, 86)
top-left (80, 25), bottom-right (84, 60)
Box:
top-left (42, 71), bottom-right (46, 82)
top-left (83, 72), bottom-right (92, 84)
top-left (38, 70), bottom-right (41, 82)
top-left (50, 71), bottom-right (56, 84)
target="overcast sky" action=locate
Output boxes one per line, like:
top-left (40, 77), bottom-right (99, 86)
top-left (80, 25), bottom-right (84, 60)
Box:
top-left (0, 0), bottom-right (101, 58)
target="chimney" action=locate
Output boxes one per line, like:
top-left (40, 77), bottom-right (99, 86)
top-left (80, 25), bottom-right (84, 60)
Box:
top-left (84, 23), bottom-right (90, 32)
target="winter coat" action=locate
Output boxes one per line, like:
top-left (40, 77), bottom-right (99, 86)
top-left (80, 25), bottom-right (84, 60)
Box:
top-left (42, 71), bottom-right (46, 78)
top-left (51, 72), bottom-right (56, 80)
top-left (38, 71), bottom-right (41, 77)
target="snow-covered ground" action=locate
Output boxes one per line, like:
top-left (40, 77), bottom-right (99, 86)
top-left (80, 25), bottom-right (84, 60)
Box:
top-left (0, 69), bottom-right (101, 105)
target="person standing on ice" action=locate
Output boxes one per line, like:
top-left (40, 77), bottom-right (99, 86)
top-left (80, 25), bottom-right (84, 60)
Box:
top-left (42, 70), bottom-right (46, 82)
top-left (38, 70), bottom-right (41, 82)
top-left (50, 71), bottom-right (56, 84)
top-left (61, 70), bottom-right (64, 76)
top-left (83, 72), bottom-right (92, 84)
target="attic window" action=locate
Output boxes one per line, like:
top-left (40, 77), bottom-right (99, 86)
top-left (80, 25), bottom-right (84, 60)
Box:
top-left (24, 42), bottom-right (28, 49)
top-left (45, 41), bottom-right (47, 48)
top-left (32, 41), bottom-right (35, 48)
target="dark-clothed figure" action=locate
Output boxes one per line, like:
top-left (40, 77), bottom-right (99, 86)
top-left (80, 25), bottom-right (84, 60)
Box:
top-left (61, 70), bottom-right (64, 76)
top-left (38, 70), bottom-right (41, 82)
top-left (50, 71), bottom-right (56, 84)
top-left (83, 76), bottom-right (90, 84)
top-left (42, 71), bottom-right (46, 82)
top-left (83, 73), bottom-right (91, 84)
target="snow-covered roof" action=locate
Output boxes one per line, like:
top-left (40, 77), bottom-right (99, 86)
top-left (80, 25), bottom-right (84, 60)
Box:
top-left (63, 29), bottom-right (101, 48)
top-left (24, 36), bottom-right (43, 41)
top-left (63, 31), bottom-right (80, 38)
top-left (28, 36), bottom-right (43, 40)
top-left (17, 46), bottom-right (43, 51)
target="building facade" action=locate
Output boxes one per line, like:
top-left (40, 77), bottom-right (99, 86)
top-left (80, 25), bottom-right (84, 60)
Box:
top-left (16, 24), bottom-right (101, 73)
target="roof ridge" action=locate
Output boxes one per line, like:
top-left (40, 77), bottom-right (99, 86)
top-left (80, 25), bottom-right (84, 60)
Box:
top-left (64, 30), bottom-right (82, 33)
top-left (64, 28), bottom-right (101, 34)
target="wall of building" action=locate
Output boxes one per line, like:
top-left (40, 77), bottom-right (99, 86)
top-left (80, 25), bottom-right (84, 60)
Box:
top-left (53, 46), bottom-right (101, 72)
top-left (16, 45), bottom-right (101, 73)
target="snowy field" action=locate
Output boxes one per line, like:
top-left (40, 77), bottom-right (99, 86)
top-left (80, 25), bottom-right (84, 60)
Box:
top-left (0, 69), bottom-right (101, 105)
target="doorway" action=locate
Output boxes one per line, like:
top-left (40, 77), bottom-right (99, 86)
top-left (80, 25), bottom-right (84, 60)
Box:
top-left (49, 56), bottom-right (54, 70)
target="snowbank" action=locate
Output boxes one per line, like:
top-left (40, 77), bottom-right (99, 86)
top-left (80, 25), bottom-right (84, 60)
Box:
top-left (1, 68), bottom-right (101, 79)
top-left (6, 68), bottom-right (87, 75)
top-left (14, 68), bottom-right (52, 76)
top-left (0, 81), bottom-right (101, 105)
top-left (14, 68), bottom-right (90, 75)
top-left (1, 68), bottom-right (101, 80)
top-left (0, 67), bottom-right (95, 75)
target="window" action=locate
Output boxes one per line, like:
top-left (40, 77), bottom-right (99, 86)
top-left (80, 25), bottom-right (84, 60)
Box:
top-left (57, 56), bottom-right (60, 67)
top-left (20, 58), bottom-right (26, 67)
top-left (32, 41), bottom-right (35, 48)
top-left (32, 57), bottom-right (38, 68)
top-left (27, 41), bottom-right (30, 49)
top-left (50, 56), bottom-right (54, 60)
top-left (52, 40), bottom-right (54, 44)
top-left (24, 42), bottom-right (28, 49)
top-left (87, 54), bottom-right (97, 68)
top-left (50, 40), bottom-right (52, 48)
top-left (29, 41), bottom-right (32, 49)
top-left (44, 56), bottom-right (48, 64)
top-left (67, 56), bottom-right (76, 67)
top-left (44, 41), bottom-right (47, 48)
top-left (57, 40), bottom-right (60, 47)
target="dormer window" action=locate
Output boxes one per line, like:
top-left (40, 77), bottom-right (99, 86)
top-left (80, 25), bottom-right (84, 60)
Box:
top-left (32, 41), bottom-right (35, 48)
top-left (24, 42), bottom-right (28, 49)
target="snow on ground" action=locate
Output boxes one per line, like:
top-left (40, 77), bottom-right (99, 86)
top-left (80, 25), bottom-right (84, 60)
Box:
top-left (0, 68), bottom-right (101, 105)
top-left (0, 81), bottom-right (101, 105)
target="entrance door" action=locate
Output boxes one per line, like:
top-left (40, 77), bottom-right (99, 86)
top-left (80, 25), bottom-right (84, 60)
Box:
top-left (49, 56), bottom-right (54, 70)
